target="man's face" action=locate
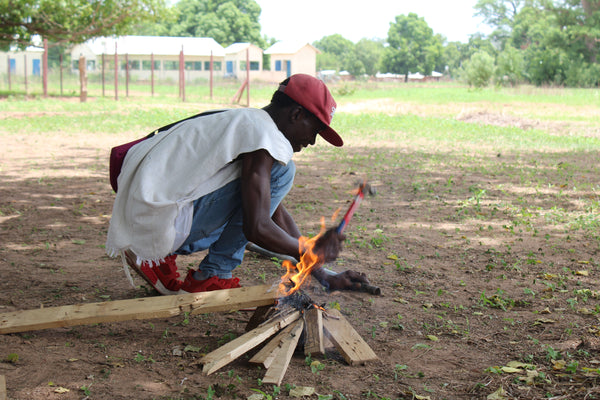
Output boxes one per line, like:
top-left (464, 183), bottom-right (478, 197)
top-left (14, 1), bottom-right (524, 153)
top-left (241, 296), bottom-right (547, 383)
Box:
top-left (288, 108), bottom-right (326, 152)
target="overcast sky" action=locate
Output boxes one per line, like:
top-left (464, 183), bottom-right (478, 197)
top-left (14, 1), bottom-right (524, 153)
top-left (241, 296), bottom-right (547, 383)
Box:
top-left (255, 0), bottom-right (492, 44)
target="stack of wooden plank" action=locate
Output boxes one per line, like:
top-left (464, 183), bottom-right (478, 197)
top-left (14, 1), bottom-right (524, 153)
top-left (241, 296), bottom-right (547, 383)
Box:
top-left (0, 285), bottom-right (378, 386)
top-left (199, 305), bottom-right (378, 385)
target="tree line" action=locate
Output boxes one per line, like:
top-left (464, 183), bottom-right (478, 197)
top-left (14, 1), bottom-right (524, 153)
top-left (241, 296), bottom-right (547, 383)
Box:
top-left (1, 0), bottom-right (598, 87)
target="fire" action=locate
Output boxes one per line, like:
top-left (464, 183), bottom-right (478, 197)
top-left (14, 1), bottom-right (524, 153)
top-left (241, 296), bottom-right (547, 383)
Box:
top-left (278, 217), bottom-right (327, 297)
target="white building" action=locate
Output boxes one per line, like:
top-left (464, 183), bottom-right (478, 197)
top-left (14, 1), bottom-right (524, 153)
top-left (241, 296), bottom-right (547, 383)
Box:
top-left (263, 41), bottom-right (320, 82)
top-left (0, 46), bottom-right (44, 78)
top-left (224, 42), bottom-right (264, 80)
top-left (70, 36), bottom-right (226, 81)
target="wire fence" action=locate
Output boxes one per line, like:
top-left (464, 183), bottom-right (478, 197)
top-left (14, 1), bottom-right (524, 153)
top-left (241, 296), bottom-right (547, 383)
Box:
top-left (1, 68), bottom-right (258, 103)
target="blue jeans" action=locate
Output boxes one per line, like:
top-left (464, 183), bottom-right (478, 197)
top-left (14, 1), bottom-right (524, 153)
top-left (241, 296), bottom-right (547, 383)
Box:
top-left (175, 161), bottom-right (296, 279)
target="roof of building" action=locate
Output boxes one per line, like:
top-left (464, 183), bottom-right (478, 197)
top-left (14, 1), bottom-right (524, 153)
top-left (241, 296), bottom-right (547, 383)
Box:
top-left (224, 42), bottom-right (251, 54)
top-left (82, 36), bottom-right (225, 57)
top-left (264, 41), bottom-right (320, 55)
top-left (408, 72), bottom-right (425, 80)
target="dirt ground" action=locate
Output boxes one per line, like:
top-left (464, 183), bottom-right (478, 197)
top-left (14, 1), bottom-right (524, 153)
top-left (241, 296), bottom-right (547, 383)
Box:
top-left (1, 95), bottom-right (600, 400)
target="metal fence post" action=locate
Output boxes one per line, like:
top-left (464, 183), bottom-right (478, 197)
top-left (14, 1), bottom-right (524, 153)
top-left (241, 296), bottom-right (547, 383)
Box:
top-left (43, 38), bottom-right (48, 97)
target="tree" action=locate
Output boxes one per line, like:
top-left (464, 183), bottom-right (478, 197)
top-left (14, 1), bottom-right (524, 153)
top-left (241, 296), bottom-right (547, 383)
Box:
top-left (443, 41), bottom-right (464, 77)
top-left (462, 51), bottom-right (495, 87)
top-left (546, 0), bottom-right (600, 63)
top-left (313, 36), bottom-right (383, 77)
top-left (353, 38), bottom-right (385, 76)
top-left (315, 52), bottom-right (339, 72)
top-left (473, 0), bottom-right (600, 87)
top-left (495, 45), bottom-right (525, 85)
top-left (380, 13), bottom-right (443, 78)
top-left (313, 34), bottom-right (355, 72)
top-left (0, 0), bottom-right (168, 50)
top-left (474, 0), bottom-right (526, 46)
top-left (462, 33), bottom-right (498, 59)
top-left (314, 34), bottom-right (355, 58)
top-left (161, 0), bottom-right (264, 47)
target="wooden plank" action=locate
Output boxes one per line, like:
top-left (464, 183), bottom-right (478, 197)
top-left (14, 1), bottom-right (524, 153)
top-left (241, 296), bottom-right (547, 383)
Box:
top-left (262, 318), bottom-right (304, 386)
top-left (201, 310), bottom-right (300, 375)
top-left (303, 308), bottom-right (324, 356)
top-left (0, 375), bottom-right (6, 400)
top-left (249, 322), bottom-right (296, 368)
top-left (322, 309), bottom-right (378, 366)
top-left (0, 285), bottom-right (277, 334)
top-left (245, 305), bottom-right (273, 332)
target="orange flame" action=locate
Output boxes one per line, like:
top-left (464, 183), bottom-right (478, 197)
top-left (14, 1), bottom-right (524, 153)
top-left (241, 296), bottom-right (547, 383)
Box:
top-left (331, 207), bottom-right (341, 222)
top-left (278, 217), bottom-right (327, 297)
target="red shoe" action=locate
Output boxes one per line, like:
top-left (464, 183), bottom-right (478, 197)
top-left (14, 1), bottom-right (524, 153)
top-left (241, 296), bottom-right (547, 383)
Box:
top-left (125, 251), bottom-right (182, 295)
top-left (179, 270), bottom-right (241, 293)
top-left (152, 254), bottom-right (182, 292)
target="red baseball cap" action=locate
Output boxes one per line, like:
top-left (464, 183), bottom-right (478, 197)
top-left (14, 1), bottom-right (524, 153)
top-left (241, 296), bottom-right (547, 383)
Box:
top-left (278, 74), bottom-right (343, 147)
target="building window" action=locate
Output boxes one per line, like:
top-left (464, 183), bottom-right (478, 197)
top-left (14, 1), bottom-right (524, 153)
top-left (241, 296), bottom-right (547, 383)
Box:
top-left (142, 60), bottom-right (161, 70)
top-left (208, 61), bottom-right (222, 71)
top-left (101, 60), bottom-right (114, 70)
top-left (163, 61), bottom-right (179, 70)
top-left (185, 61), bottom-right (202, 71)
top-left (275, 60), bottom-right (282, 71)
top-left (130, 60), bottom-right (140, 70)
top-left (72, 59), bottom-right (94, 70)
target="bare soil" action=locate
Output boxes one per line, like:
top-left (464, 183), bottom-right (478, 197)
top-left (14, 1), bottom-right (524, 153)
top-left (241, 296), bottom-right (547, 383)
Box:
top-left (1, 97), bottom-right (599, 400)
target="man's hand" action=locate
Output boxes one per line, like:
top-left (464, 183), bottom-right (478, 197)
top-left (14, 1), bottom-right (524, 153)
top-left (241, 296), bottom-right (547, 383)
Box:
top-left (311, 265), bottom-right (370, 291)
top-left (321, 270), bottom-right (370, 291)
top-left (312, 227), bottom-right (345, 263)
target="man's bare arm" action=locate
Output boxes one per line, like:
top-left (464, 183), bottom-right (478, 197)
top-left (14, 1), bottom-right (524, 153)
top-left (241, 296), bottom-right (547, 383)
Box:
top-left (272, 204), bottom-right (301, 239)
top-left (241, 150), bottom-right (301, 259)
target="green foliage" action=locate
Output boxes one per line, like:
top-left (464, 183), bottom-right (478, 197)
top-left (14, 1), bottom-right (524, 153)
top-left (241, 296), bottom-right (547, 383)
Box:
top-left (474, 0), bottom-right (600, 87)
top-left (475, 0), bottom-right (525, 44)
top-left (443, 42), bottom-right (463, 78)
top-left (462, 51), bottom-right (495, 87)
top-left (564, 56), bottom-right (600, 87)
top-left (381, 13), bottom-right (443, 76)
top-left (314, 35), bottom-right (384, 77)
top-left (155, 0), bottom-right (264, 47)
top-left (314, 34), bottom-right (355, 72)
top-left (354, 39), bottom-right (385, 76)
top-left (5, 353), bottom-right (19, 363)
top-left (316, 52), bottom-right (340, 72)
top-left (524, 46), bottom-right (569, 86)
top-left (0, 0), bottom-right (169, 50)
top-left (314, 34), bottom-right (355, 59)
top-left (495, 45), bottom-right (524, 86)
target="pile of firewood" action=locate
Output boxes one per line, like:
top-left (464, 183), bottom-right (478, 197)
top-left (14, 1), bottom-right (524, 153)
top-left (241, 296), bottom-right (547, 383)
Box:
top-left (199, 291), bottom-right (378, 385)
top-left (0, 285), bottom-right (378, 386)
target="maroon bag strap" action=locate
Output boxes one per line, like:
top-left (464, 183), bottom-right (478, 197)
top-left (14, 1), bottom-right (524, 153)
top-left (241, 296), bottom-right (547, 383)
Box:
top-left (109, 133), bottom-right (155, 192)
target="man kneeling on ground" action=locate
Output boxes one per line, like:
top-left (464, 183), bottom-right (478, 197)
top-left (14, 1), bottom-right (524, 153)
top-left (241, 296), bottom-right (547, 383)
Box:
top-left (106, 74), bottom-right (369, 295)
